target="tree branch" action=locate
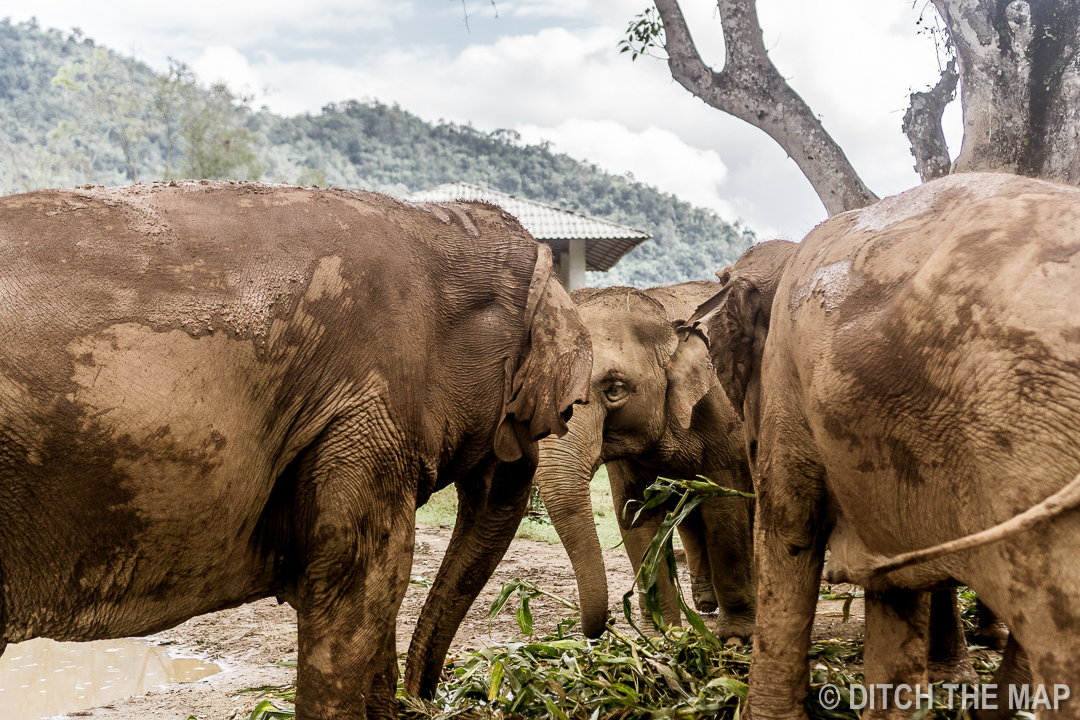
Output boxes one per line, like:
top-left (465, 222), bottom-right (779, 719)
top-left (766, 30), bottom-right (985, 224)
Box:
top-left (903, 60), bottom-right (959, 182)
top-left (930, 0), bottom-right (1032, 174)
top-left (653, 0), bottom-right (877, 215)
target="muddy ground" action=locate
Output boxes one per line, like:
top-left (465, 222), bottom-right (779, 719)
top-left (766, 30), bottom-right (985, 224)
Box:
top-left (60, 524), bottom-right (866, 720)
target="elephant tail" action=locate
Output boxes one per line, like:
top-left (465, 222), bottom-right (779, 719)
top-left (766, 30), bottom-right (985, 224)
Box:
top-left (866, 470), bottom-right (1080, 580)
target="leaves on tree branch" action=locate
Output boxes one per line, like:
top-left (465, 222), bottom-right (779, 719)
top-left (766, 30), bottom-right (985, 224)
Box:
top-left (619, 8), bottom-right (667, 62)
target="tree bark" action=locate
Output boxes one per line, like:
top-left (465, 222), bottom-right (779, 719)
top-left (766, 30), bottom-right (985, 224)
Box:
top-left (1027, 1), bottom-right (1080, 182)
top-left (933, 0), bottom-right (1080, 182)
top-left (903, 61), bottom-right (959, 182)
top-left (653, 0), bottom-right (878, 215)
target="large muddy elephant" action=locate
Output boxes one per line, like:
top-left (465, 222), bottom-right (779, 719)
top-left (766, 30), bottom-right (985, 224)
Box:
top-left (536, 283), bottom-right (755, 641)
top-left (688, 173), bottom-right (1080, 720)
top-left (706, 241), bottom-right (988, 686)
top-left (0, 182), bottom-right (591, 720)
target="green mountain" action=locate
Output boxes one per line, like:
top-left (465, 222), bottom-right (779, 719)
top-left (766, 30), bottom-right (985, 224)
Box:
top-left (0, 19), bottom-right (756, 287)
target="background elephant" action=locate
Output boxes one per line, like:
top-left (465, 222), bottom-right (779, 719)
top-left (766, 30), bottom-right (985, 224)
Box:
top-left (536, 283), bottom-right (755, 642)
top-left (690, 173), bottom-right (1080, 719)
top-left (0, 183), bottom-right (591, 720)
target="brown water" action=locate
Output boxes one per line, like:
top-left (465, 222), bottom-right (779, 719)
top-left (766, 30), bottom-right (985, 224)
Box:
top-left (0, 637), bottom-right (221, 720)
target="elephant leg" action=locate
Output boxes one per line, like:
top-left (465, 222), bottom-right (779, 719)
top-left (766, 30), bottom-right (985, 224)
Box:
top-left (972, 635), bottom-right (1031, 720)
top-left (747, 514), bottom-right (824, 720)
top-left (292, 425), bottom-right (416, 720)
top-left (403, 454), bottom-right (534, 699)
top-left (862, 588), bottom-right (931, 720)
top-left (609, 460), bottom-right (681, 628)
top-left (973, 598), bottom-right (1009, 651)
top-left (746, 426), bottom-right (826, 720)
top-left (980, 569), bottom-right (1080, 720)
top-left (675, 508), bottom-right (718, 613)
top-left (699, 491), bottom-right (756, 643)
top-left (927, 588), bottom-right (978, 684)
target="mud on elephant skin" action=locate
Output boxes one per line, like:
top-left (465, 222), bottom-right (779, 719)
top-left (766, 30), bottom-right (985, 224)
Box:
top-left (699, 240), bottom-right (985, 685)
top-left (535, 282), bottom-right (756, 643)
top-left (688, 173), bottom-right (1080, 720)
top-left (0, 182), bottom-right (591, 720)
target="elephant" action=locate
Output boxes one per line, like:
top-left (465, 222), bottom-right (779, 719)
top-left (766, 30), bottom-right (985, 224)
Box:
top-left (687, 173), bottom-right (1080, 720)
top-left (712, 241), bottom-right (994, 684)
top-left (0, 182), bottom-right (591, 720)
top-left (535, 283), bottom-right (755, 642)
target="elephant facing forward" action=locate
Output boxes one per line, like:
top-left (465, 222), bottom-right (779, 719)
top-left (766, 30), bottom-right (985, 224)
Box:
top-left (537, 283), bottom-right (755, 642)
top-left (0, 182), bottom-right (591, 720)
top-left (689, 173), bottom-right (1080, 720)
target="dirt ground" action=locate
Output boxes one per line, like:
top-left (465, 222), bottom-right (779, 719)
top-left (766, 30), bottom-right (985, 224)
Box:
top-left (64, 524), bottom-right (866, 720)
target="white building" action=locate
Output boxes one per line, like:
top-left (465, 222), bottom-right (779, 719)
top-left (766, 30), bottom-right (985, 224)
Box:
top-left (408, 182), bottom-right (650, 291)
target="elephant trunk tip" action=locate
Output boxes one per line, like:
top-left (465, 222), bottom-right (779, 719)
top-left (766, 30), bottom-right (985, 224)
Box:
top-left (579, 610), bottom-right (608, 639)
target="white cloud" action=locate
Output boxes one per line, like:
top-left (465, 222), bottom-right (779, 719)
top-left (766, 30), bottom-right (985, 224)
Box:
top-left (198, 26), bottom-right (668, 126)
top-left (190, 46), bottom-right (263, 95)
top-left (0, 1), bottom-right (416, 70)
top-left (755, 0), bottom-right (952, 195)
top-left (517, 120), bottom-right (734, 218)
top-left (507, 0), bottom-right (642, 20)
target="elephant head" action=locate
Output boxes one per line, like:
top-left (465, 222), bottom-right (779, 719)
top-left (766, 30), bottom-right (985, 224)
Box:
top-left (535, 285), bottom-right (719, 638)
top-left (685, 240), bottom-right (798, 437)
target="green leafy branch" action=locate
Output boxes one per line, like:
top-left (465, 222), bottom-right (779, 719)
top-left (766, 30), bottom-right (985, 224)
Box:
top-left (488, 577), bottom-right (577, 636)
top-left (618, 7), bottom-right (667, 62)
top-left (621, 476), bottom-right (755, 643)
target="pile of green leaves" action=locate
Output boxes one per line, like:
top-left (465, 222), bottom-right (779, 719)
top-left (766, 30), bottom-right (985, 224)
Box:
top-left (403, 595), bottom-right (753, 720)
top-left (238, 581), bottom-right (862, 720)
top-left (240, 578), bottom-right (763, 720)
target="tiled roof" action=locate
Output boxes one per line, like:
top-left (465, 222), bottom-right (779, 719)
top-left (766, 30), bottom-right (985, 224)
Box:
top-left (406, 182), bottom-right (650, 272)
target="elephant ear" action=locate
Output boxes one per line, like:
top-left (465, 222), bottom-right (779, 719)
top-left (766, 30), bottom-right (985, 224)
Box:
top-left (494, 245), bottom-right (592, 462)
top-left (684, 277), bottom-right (767, 422)
top-left (663, 327), bottom-right (718, 430)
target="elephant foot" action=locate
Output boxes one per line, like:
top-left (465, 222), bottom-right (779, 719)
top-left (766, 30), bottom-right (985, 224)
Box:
top-left (710, 612), bottom-right (755, 646)
top-left (927, 658), bottom-right (979, 685)
top-left (742, 696), bottom-right (808, 720)
top-left (972, 620), bottom-right (1009, 651)
top-left (690, 574), bottom-right (718, 613)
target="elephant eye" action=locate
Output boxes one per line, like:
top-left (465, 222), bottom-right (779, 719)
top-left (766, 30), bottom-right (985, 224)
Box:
top-left (603, 382), bottom-right (629, 403)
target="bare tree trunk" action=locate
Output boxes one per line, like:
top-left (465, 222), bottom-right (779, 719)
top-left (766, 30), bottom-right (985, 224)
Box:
top-left (653, 0), bottom-right (878, 215)
top-left (1028, 1), bottom-right (1080, 182)
top-left (904, 61), bottom-right (959, 183)
top-left (933, 0), bottom-right (1080, 182)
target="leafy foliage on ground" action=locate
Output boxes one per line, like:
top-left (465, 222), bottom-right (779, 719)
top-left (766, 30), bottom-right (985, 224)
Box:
top-left (239, 586), bottom-right (998, 720)
top-left (0, 19), bottom-right (756, 287)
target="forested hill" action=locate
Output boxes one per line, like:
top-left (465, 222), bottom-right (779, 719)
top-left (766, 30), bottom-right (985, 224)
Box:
top-left (0, 19), bottom-right (756, 287)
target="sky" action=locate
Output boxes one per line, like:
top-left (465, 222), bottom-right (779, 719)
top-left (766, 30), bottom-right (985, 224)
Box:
top-left (2, 1), bottom-right (963, 240)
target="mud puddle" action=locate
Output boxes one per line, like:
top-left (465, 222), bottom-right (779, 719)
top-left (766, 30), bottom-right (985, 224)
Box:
top-left (0, 637), bottom-right (220, 720)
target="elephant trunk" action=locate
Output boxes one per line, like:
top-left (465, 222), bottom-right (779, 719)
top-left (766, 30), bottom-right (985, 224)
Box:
top-left (535, 408), bottom-right (607, 638)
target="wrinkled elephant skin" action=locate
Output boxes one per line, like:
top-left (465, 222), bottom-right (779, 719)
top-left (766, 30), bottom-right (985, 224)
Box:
top-left (693, 173), bottom-right (1080, 720)
top-left (0, 182), bottom-right (591, 720)
top-left (536, 283), bottom-right (755, 641)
